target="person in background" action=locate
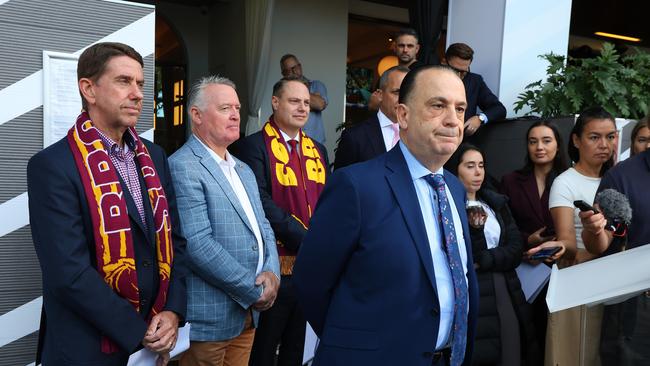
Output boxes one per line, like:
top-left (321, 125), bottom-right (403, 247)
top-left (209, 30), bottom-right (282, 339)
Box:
top-left (393, 27), bottom-right (423, 70)
top-left (280, 54), bottom-right (328, 144)
top-left (631, 117), bottom-right (650, 156)
top-left (334, 65), bottom-right (409, 170)
top-left (232, 76), bottom-right (328, 366)
top-left (442, 43), bottom-right (506, 139)
top-left (543, 106), bottom-right (617, 366)
top-left (448, 144), bottom-right (542, 366)
top-left (499, 120), bottom-right (568, 359)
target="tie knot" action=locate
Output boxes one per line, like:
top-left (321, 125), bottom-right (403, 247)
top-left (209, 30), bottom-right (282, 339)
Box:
top-left (287, 139), bottom-right (298, 150)
top-left (425, 173), bottom-right (446, 189)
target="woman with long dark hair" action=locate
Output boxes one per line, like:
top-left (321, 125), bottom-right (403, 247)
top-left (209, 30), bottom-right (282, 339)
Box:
top-left (631, 117), bottom-right (650, 156)
top-left (544, 106), bottom-right (617, 366)
top-left (500, 120), bottom-right (568, 363)
top-left (449, 144), bottom-right (541, 366)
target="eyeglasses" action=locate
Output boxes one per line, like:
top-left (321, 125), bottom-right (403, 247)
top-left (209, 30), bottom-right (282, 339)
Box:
top-left (448, 65), bottom-right (470, 79)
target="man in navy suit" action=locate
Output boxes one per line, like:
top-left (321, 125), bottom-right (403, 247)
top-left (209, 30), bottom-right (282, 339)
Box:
top-left (442, 43), bottom-right (506, 139)
top-left (293, 66), bottom-right (479, 366)
top-left (28, 42), bottom-right (186, 366)
top-left (334, 65), bottom-right (408, 170)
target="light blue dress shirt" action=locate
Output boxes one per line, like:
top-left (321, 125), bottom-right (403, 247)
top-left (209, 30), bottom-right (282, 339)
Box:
top-left (303, 79), bottom-right (328, 144)
top-left (399, 142), bottom-right (469, 350)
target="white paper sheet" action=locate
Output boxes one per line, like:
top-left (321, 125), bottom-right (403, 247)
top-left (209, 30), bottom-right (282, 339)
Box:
top-left (127, 323), bottom-right (190, 366)
top-left (515, 261), bottom-right (552, 303)
top-left (546, 244), bottom-right (650, 312)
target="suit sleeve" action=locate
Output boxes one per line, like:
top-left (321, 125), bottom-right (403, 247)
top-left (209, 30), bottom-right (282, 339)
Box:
top-left (293, 169), bottom-right (361, 335)
top-left (154, 147), bottom-right (188, 321)
top-left (170, 158), bottom-right (262, 309)
top-left (476, 75), bottom-right (506, 122)
top-left (27, 151), bottom-right (147, 353)
top-left (233, 136), bottom-right (308, 251)
top-left (333, 128), bottom-right (358, 170)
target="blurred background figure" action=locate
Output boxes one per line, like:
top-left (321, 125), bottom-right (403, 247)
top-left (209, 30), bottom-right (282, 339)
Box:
top-left (631, 117), bottom-right (650, 156)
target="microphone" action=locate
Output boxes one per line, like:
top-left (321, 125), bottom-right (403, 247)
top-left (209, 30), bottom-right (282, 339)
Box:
top-left (594, 188), bottom-right (632, 238)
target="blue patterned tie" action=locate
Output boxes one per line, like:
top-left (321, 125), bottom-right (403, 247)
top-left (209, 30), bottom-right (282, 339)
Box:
top-left (425, 173), bottom-right (468, 366)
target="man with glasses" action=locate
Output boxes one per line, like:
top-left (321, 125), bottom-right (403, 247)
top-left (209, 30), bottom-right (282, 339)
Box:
top-left (442, 43), bottom-right (506, 138)
top-left (280, 54), bottom-right (329, 144)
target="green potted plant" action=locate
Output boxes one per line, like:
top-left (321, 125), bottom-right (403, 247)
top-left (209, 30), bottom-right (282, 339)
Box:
top-left (514, 42), bottom-right (650, 119)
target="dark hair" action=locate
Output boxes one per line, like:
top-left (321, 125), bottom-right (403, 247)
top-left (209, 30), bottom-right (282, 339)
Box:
top-left (398, 65), bottom-right (459, 105)
top-left (280, 54), bottom-right (297, 66)
top-left (447, 143), bottom-right (483, 177)
top-left (395, 28), bottom-right (419, 43)
top-left (378, 65), bottom-right (409, 90)
top-left (518, 120), bottom-right (569, 185)
top-left (77, 42), bottom-right (143, 110)
top-left (272, 75), bottom-right (309, 98)
top-left (631, 116), bottom-right (650, 155)
top-left (445, 43), bottom-right (474, 61)
top-left (568, 106), bottom-right (616, 176)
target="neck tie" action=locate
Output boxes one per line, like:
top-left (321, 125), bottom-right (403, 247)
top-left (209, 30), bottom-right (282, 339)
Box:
top-left (287, 139), bottom-right (303, 181)
top-left (424, 173), bottom-right (468, 366)
top-left (390, 123), bottom-right (400, 148)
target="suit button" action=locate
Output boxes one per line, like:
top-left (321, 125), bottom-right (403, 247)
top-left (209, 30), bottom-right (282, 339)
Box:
top-left (423, 351), bottom-right (433, 358)
top-left (430, 308), bottom-right (439, 316)
top-left (140, 299), bottom-right (147, 306)
top-left (143, 260), bottom-right (151, 267)
top-left (252, 246), bottom-right (258, 251)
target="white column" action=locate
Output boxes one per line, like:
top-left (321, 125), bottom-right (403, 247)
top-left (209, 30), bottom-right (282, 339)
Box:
top-left (447, 0), bottom-right (573, 117)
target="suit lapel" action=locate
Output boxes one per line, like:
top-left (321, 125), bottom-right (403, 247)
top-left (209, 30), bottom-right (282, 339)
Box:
top-left (385, 148), bottom-right (438, 292)
top-left (368, 114), bottom-right (387, 154)
top-left (188, 136), bottom-right (255, 234)
top-left (520, 172), bottom-right (545, 223)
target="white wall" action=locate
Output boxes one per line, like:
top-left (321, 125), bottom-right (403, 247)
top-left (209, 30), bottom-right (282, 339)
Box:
top-left (259, 0), bottom-right (348, 156)
top-left (447, 0), bottom-right (506, 96)
top-left (447, 0), bottom-right (573, 117)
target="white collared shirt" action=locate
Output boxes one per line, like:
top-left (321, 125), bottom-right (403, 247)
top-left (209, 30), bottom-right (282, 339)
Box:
top-left (399, 142), bottom-right (469, 350)
top-left (279, 129), bottom-right (300, 154)
top-left (196, 137), bottom-right (265, 275)
top-left (377, 109), bottom-right (399, 151)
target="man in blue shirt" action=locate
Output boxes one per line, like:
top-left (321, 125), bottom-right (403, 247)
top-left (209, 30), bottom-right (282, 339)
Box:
top-left (280, 54), bottom-right (328, 144)
top-left (293, 66), bottom-right (479, 366)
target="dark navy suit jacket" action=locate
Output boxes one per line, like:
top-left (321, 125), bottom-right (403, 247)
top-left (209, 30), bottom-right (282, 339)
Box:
top-left (334, 114), bottom-right (385, 170)
top-left (293, 146), bottom-right (479, 366)
top-left (27, 137), bottom-right (187, 365)
top-left (463, 72), bottom-right (506, 122)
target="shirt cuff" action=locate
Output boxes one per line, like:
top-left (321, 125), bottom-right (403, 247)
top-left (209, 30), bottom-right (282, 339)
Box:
top-left (479, 113), bottom-right (488, 124)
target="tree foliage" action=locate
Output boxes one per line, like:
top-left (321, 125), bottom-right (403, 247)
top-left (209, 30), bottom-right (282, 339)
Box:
top-left (514, 43), bottom-right (650, 119)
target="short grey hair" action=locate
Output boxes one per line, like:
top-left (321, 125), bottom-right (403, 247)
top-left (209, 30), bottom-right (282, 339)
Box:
top-left (378, 65), bottom-right (409, 90)
top-left (187, 75), bottom-right (236, 120)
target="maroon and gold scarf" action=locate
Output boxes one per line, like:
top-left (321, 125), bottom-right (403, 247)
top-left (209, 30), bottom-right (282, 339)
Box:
top-left (262, 118), bottom-right (326, 274)
top-left (66, 111), bottom-right (173, 353)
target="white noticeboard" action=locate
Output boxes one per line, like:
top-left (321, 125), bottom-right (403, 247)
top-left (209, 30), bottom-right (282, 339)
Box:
top-left (43, 51), bottom-right (81, 148)
top-left (546, 243), bottom-right (650, 313)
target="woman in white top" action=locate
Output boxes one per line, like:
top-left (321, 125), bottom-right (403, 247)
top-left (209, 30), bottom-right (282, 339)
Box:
top-left (545, 106), bottom-right (617, 366)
